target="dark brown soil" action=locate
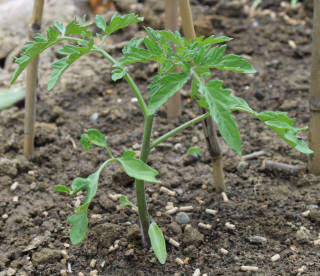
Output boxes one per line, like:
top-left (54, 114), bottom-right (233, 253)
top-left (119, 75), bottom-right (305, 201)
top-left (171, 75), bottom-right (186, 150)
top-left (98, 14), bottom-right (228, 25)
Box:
top-left (1, 0), bottom-right (320, 275)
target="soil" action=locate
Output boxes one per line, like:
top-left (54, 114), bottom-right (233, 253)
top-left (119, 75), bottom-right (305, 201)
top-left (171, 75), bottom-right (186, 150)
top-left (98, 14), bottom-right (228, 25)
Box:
top-left (0, 0), bottom-right (320, 275)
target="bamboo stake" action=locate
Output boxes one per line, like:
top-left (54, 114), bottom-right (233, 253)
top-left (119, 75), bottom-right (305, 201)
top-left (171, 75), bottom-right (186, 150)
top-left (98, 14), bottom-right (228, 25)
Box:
top-left (178, 0), bottom-right (225, 192)
top-left (24, 0), bottom-right (44, 157)
top-left (165, 0), bottom-right (182, 120)
top-left (309, 0), bottom-right (320, 175)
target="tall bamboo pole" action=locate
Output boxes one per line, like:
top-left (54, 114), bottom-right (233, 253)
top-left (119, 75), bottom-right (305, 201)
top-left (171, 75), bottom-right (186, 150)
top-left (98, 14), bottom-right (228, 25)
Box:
top-left (165, 0), bottom-right (182, 120)
top-left (178, 0), bottom-right (226, 192)
top-left (24, 0), bottom-right (44, 157)
top-left (309, 0), bottom-right (320, 175)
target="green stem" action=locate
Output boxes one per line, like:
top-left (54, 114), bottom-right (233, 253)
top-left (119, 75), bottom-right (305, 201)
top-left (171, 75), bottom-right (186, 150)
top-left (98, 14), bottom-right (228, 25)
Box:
top-left (150, 112), bottom-right (210, 149)
top-left (135, 114), bottom-right (154, 247)
top-left (92, 46), bottom-right (148, 118)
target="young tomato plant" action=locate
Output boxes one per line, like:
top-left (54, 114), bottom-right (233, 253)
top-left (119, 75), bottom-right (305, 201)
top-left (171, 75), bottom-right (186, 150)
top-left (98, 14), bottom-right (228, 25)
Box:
top-left (11, 13), bottom-right (312, 264)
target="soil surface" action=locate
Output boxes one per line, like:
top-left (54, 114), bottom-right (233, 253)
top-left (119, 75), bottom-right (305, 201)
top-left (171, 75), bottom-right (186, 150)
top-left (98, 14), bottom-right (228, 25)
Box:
top-left (0, 0), bottom-right (320, 275)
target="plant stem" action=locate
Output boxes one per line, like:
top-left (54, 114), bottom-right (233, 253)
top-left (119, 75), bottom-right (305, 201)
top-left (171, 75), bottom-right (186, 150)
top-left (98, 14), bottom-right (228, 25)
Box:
top-left (24, 0), bottom-right (44, 157)
top-left (150, 112), bottom-right (210, 149)
top-left (135, 114), bottom-right (154, 247)
top-left (92, 46), bottom-right (148, 118)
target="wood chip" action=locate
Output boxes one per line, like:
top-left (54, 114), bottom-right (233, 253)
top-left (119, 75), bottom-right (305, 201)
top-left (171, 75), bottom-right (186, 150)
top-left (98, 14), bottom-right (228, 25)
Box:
top-left (166, 207), bottom-right (178, 215)
top-left (221, 192), bottom-right (229, 202)
top-left (205, 209), bottom-right (218, 215)
top-left (179, 206), bottom-right (193, 211)
top-left (160, 186), bottom-right (176, 196)
top-left (242, 150), bottom-right (265, 160)
top-left (169, 238), bottom-right (180, 248)
top-left (175, 257), bottom-right (184, 265)
top-left (198, 222), bottom-right (212, 230)
top-left (241, 265), bottom-right (259, 272)
top-left (90, 259), bottom-right (97, 268)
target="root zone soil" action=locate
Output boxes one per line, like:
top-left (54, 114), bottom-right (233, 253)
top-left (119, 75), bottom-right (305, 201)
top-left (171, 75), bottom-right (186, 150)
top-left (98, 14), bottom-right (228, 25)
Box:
top-left (0, 1), bottom-right (320, 275)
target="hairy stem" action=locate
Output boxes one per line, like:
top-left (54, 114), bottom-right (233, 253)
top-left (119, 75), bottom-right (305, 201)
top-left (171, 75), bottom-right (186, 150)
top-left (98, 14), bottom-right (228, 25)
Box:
top-left (150, 112), bottom-right (210, 149)
top-left (135, 115), bottom-right (154, 246)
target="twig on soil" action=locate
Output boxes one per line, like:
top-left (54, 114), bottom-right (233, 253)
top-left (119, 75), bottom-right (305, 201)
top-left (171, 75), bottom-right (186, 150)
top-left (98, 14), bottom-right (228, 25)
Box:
top-left (262, 159), bottom-right (305, 176)
top-left (242, 150), bottom-right (265, 160)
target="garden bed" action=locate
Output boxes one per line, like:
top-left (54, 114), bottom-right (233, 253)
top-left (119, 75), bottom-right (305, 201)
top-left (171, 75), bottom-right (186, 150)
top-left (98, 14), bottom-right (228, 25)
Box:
top-left (0, 0), bottom-right (320, 275)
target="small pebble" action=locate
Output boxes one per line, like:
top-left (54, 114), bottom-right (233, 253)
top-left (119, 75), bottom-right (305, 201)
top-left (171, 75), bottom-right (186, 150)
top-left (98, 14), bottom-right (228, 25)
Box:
top-left (78, 273), bottom-right (85, 276)
top-left (297, 265), bottom-right (307, 273)
top-left (247, 235), bottom-right (267, 245)
top-left (64, 243), bottom-right (70, 248)
top-left (12, 196), bottom-right (19, 203)
top-left (160, 186), bottom-right (176, 196)
top-left (175, 212), bottom-right (190, 224)
top-left (219, 248), bottom-right (228, 255)
top-left (90, 259), bottom-right (97, 268)
top-left (314, 239), bottom-right (320, 246)
top-left (10, 181), bottom-right (19, 191)
top-left (6, 268), bottom-right (16, 276)
top-left (179, 206), bottom-right (193, 212)
top-left (192, 268), bottom-right (200, 276)
top-left (90, 112), bottom-right (99, 121)
top-left (131, 97), bottom-right (138, 102)
top-left (2, 213), bottom-right (8, 219)
top-left (295, 226), bottom-right (311, 242)
top-left (271, 253), bottom-right (280, 262)
top-left (90, 270), bottom-right (98, 276)
top-left (60, 270), bottom-right (67, 276)
top-left (225, 222), bottom-right (235, 230)
top-left (221, 192), bottom-right (229, 202)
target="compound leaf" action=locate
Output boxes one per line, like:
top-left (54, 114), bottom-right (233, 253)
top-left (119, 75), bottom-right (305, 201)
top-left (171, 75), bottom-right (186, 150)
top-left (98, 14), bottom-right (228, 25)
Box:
top-left (199, 79), bottom-right (243, 155)
top-left (214, 54), bottom-right (256, 74)
top-left (148, 72), bottom-right (190, 115)
top-left (104, 13), bottom-right (143, 36)
top-left (95, 14), bottom-right (107, 32)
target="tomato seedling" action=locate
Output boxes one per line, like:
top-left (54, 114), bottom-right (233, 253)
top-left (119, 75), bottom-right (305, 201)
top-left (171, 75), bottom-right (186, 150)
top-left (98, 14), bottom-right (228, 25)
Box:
top-left (11, 13), bottom-right (312, 264)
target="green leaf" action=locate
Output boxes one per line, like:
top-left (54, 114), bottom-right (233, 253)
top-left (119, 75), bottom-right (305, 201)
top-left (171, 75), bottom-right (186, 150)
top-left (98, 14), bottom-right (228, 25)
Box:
top-left (80, 129), bottom-right (108, 150)
top-left (10, 26), bottom-right (61, 85)
top-left (54, 21), bottom-right (65, 35)
top-left (148, 72), bottom-right (190, 115)
top-left (104, 13), bottom-right (143, 36)
top-left (213, 54), bottom-right (256, 74)
top-left (119, 195), bottom-right (137, 210)
top-left (148, 221), bottom-right (167, 264)
top-left (116, 151), bottom-right (161, 183)
top-left (203, 35), bottom-right (233, 45)
top-left (111, 66), bottom-right (128, 81)
top-left (0, 87), bottom-right (25, 110)
top-left (199, 79), bottom-right (243, 155)
top-left (54, 185), bottom-right (71, 194)
top-left (65, 17), bottom-right (92, 37)
top-left (67, 212), bottom-right (88, 244)
top-left (255, 111), bottom-right (313, 154)
top-left (119, 39), bottom-right (158, 65)
top-left (48, 41), bottom-right (93, 90)
top-left (95, 15), bottom-right (107, 32)
top-left (187, 146), bottom-right (201, 157)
